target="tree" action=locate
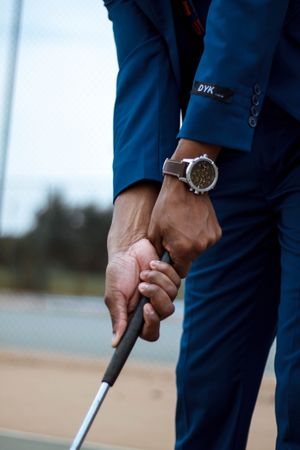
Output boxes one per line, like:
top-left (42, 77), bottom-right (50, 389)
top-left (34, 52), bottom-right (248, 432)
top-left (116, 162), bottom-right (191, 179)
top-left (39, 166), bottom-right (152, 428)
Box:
top-left (0, 192), bottom-right (113, 291)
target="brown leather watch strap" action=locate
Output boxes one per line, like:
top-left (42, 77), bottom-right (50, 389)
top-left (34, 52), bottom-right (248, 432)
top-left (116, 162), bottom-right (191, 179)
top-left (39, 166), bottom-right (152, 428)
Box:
top-left (162, 159), bottom-right (188, 178)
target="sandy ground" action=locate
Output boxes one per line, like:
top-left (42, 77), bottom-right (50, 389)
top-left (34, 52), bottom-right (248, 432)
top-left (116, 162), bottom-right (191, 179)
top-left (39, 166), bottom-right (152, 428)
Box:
top-left (0, 350), bottom-right (276, 450)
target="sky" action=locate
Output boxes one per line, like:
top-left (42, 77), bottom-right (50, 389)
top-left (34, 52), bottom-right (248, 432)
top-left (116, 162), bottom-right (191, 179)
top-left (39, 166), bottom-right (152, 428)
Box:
top-left (0, 0), bottom-right (118, 234)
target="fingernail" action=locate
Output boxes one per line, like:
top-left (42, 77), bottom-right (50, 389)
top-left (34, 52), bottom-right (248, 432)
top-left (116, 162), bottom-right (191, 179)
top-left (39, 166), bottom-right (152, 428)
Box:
top-left (139, 282), bottom-right (150, 290)
top-left (140, 270), bottom-right (149, 278)
top-left (150, 260), bottom-right (159, 268)
top-left (144, 304), bottom-right (153, 315)
top-left (111, 332), bottom-right (118, 347)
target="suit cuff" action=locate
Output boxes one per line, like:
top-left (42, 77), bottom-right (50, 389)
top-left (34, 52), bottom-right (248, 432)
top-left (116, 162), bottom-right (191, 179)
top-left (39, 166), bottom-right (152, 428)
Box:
top-left (178, 84), bottom-right (260, 152)
top-left (113, 157), bottom-right (164, 202)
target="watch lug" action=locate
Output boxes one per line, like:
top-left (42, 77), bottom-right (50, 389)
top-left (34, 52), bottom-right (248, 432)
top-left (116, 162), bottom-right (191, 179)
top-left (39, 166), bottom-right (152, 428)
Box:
top-left (179, 177), bottom-right (188, 184)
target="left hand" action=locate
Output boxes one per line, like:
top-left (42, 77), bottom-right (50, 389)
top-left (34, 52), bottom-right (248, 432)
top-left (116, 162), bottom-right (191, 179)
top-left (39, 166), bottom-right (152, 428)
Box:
top-left (148, 140), bottom-right (222, 277)
top-left (105, 239), bottom-right (180, 345)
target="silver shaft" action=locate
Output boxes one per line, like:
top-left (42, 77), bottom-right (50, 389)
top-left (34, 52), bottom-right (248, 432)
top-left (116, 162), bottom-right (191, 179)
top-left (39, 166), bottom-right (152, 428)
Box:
top-left (70, 381), bottom-right (110, 450)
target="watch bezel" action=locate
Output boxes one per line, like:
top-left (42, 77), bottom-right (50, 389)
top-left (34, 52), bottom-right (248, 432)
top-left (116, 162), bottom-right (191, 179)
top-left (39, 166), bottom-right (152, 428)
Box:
top-left (183, 155), bottom-right (218, 194)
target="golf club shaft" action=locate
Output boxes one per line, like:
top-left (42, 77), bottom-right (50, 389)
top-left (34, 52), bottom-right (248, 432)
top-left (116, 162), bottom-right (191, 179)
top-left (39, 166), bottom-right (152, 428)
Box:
top-left (70, 251), bottom-right (171, 449)
top-left (70, 382), bottom-right (110, 450)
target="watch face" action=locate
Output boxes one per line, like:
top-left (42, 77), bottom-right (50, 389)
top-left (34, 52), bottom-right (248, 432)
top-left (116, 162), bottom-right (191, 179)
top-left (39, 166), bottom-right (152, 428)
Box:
top-left (188, 158), bottom-right (217, 192)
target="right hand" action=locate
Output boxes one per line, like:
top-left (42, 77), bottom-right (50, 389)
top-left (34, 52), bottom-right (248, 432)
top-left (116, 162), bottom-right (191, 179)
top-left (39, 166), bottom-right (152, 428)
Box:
top-left (148, 139), bottom-right (222, 277)
top-left (105, 238), bottom-right (180, 346)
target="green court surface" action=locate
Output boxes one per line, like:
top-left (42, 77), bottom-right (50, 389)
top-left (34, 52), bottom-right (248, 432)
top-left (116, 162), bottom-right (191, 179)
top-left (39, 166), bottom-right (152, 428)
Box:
top-left (0, 429), bottom-right (135, 450)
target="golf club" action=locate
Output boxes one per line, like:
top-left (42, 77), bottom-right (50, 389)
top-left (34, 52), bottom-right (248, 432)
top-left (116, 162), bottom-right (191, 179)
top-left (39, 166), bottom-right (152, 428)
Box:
top-left (70, 250), bottom-right (171, 450)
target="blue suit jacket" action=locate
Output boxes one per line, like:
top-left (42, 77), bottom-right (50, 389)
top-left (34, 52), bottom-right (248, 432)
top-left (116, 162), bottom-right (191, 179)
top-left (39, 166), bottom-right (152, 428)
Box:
top-left (103, 0), bottom-right (300, 199)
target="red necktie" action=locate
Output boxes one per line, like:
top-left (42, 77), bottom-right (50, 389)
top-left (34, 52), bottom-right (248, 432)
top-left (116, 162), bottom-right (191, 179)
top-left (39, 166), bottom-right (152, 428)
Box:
top-left (179, 0), bottom-right (205, 36)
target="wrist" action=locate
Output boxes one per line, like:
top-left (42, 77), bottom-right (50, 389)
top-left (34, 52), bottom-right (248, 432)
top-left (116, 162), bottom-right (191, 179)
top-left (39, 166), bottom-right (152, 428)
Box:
top-left (108, 181), bottom-right (160, 257)
top-left (173, 138), bottom-right (221, 161)
top-left (163, 143), bottom-right (219, 195)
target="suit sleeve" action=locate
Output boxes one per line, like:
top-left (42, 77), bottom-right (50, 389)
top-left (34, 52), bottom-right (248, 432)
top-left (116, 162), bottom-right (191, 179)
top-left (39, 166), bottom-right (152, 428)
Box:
top-left (103, 0), bottom-right (180, 200)
top-left (178, 0), bottom-right (290, 151)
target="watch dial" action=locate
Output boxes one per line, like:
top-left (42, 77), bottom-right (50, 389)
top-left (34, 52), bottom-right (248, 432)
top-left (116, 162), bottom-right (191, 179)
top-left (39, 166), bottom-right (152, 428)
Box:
top-left (190, 160), bottom-right (215, 189)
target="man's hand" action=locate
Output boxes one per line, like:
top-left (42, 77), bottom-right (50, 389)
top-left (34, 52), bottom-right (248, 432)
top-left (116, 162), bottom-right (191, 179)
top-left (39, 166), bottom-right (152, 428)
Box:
top-left (105, 182), bottom-right (180, 346)
top-left (105, 239), bottom-right (180, 346)
top-left (148, 139), bottom-right (222, 277)
top-left (106, 239), bottom-right (158, 346)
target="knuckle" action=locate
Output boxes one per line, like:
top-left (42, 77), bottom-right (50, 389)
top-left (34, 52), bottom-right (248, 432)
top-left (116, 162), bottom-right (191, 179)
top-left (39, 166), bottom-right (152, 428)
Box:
top-left (159, 305), bottom-right (173, 320)
top-left (148, 284), bottom-right (159, 296)
top-left (169, 285), bottom-right (178, 300)
top-left (147, 271), bottom-right (158, 283)
top-left (142, 324), bottom-right (160, 342)
top-left (166, 302), bottom-right (175, 317)
top-left (207, 226), bottom-right (222, 246)
top-left (150, 299), bottom-right (164, 317)
top-left (195, 239), bottom-right (206, 253)
top-left (206, 234), bottom-right (215, 248)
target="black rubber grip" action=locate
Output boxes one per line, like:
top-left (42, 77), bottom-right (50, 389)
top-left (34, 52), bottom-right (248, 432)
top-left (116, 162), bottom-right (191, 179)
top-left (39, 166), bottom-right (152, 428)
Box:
top-left (102, 251), bottom-right (171, 386)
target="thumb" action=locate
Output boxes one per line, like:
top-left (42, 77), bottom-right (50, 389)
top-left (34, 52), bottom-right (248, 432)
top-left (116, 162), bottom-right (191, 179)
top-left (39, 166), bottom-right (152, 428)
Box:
top-left (105, 292), bottom-right (128, 348)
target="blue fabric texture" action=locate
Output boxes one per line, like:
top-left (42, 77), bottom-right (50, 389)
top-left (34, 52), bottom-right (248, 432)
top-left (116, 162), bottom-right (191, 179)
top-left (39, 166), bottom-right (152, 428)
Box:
top-left (103, 1), bottom-right (300, 448)
top-left (176, 100), bottom-right (300, 449)
top-left (103, 0), bottom-right (300, 199)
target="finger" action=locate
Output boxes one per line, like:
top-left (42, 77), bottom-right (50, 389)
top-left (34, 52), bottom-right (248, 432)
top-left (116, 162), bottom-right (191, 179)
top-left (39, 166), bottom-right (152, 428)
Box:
top-left (104, 292), bottom-right (128, 348)
top-left (173, 260), bottom-right (191, 279)
top-left (138, 282), bottom-right (175, 319)
top-left (149, 260), bottom-right (181, 287)
top-left (140, 303), bottom-right (160, 341)
top-left (140, 270), bottom-right (178, 300)
top-left (165, 250), bottom-right (192, 278)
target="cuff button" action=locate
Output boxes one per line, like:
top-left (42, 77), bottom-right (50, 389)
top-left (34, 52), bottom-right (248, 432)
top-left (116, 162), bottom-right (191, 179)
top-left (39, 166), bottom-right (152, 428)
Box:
top-left (252, 94), bottom-right (260, 106)
top-left (248, 116), bottom-right (257, 128)
top-left (254, 84), bottom-right (262, 95)
top-left (251, 105), bottom-right (259, 117)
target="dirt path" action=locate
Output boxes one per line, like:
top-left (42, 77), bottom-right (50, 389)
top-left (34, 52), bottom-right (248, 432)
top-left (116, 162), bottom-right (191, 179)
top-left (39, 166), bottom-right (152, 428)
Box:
top-left (0, 351), bottom-right (276, 450)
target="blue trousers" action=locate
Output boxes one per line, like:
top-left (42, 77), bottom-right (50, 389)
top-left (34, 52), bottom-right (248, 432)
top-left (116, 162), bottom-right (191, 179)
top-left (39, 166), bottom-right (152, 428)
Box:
top-left (176, 100), bottom-right (300, 450)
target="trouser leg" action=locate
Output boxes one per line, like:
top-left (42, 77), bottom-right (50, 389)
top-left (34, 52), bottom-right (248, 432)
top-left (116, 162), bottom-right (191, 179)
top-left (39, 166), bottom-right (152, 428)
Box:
top-left (274, 140), bottom-right (300, 450)
top-left (175, 100), bottom-right (300, 450)
top-left (174, 99), bottom-right (298, 450)
top-left (175, 154), bottom-right (280, 450)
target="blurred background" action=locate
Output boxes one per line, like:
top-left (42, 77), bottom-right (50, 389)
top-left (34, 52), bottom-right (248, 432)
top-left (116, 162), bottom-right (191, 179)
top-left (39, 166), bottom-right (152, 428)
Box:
top-left (0, 0), bottom-right (115, 295)
top-left (0, 1), bottom-right (276, 449)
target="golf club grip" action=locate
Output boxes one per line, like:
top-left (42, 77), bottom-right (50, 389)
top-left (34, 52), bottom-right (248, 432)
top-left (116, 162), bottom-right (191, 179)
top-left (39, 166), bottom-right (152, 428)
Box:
top-left (102, 251), bottom-right (171, 386)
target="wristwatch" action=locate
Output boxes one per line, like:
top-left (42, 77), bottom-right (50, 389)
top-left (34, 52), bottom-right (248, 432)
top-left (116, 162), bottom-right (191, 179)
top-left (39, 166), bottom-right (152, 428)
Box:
top-left (162, 154), bottom-right (218, 194)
